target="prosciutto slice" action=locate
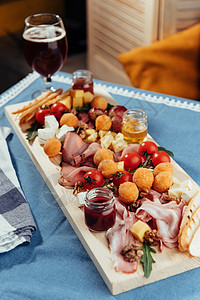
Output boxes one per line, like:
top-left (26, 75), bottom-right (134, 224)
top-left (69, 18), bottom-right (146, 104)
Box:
top-left (136, 199), bottom-right (185, 248)
top-left (62, 132), bottom-right (89, 165)
top-left (106, 201), bottom-right (139, 273)
top-left (59, 162), bottom-right (96, 187)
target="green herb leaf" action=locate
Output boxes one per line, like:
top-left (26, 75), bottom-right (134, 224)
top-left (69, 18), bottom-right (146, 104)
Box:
top-left (107, 103), bottom-right (114, 110)
top-left (26, 121), bottom-right (41, 141)
top-left (158, 146), bottom-right (174, 157)
top-left (76, 103), bottom-right (91, 113)
top-left (141, 242), bottom-right (156, 278)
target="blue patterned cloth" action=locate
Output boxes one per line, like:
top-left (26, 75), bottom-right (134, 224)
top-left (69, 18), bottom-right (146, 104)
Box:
top-left (0, 127), bottom-right (36, 252)
top-left (0, 72), bottom-right (200, 300)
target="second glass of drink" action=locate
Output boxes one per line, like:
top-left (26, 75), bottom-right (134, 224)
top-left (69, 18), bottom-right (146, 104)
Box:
top-left (23, 13), bottom-right (68, 97)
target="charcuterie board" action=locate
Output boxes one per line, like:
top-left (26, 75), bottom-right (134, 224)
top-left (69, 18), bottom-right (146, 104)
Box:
top-left (5, 86), bottom-right (200, 295)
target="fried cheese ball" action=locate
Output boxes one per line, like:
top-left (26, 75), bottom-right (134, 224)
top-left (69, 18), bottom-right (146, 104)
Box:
top-left (119, 182), bottom-right (139, 203)
top-left (153, 171), bottom-right (173, 193)
top-left (44, 138), bottom-right (62, 157)
top-left (133, 167), bottom-right (154, 190)
top-left (153, 162), bottom-right (174, 177)
top-left (94, 148), bottom-right (114, 166)
top-left (60, 113), bottom-right (79, 128)
top-left (98, 159), bottom-right (118, 178)
top-left (95, 115), bottom-right (112, 131)
top-left (91, 96), bottom-right (108, 111)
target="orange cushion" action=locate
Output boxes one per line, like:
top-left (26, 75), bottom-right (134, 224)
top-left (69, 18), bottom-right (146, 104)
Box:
top-left (118, 23), bottom-right (200, 100)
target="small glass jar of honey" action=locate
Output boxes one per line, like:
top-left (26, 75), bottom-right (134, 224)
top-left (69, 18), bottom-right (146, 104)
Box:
top-left (122, 109), bottom-right (147, 143)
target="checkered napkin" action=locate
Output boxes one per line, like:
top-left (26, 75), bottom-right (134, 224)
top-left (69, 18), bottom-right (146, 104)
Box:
top-left (0, 127), bottom-right (36, 253)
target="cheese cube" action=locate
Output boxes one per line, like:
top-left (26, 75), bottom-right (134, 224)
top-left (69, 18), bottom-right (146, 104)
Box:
top-left (85, 129), bottom-right (96, 136)
top-left (100, 131), bottom-right (114, 149)
top-left (99, 130), bottom-right (109, 139)
top-left (38, 128), bottom-right (55, 144)
top-left (77, 191), bottom-right (87, 207)
top-left (116, 161), bottom-right (124, 171)
top-left (70, 89), bottom-right (84, 98)
top-left (85, 132), bottom-right (98, 143)
top-left (73, 96), bottom-right (83, 108)
top-left (83, 91), bottom-right (94, 103)
top-left (56, 125), bottom-right (74, 142)
top-left (129, 220), bottom-right (150, 242)
top-left (115, 132), bottom-right (125, 140)
top-left (59, 95), bottom-right (72, 109)
top-left (111, 139), bottom-right (127, 153)
top-left (44, 115), bottom-right (59, 130)
top-left (111, 132), bottom-right (127, 153)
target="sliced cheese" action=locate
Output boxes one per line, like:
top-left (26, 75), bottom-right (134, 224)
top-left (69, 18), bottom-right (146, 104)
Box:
top-left (129, 220), bottom-right (150, 242)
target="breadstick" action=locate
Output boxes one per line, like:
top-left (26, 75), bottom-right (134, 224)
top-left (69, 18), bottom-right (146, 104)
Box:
top-left (12, 90), bottom-right (52, 114)
top-left (44, 89), bottom-right (71, 106)
top-left (19, 88), bottom-right (63, 124)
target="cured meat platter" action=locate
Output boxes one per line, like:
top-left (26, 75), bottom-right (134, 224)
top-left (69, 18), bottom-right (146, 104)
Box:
top-left (5, 86), bottom-right (200, 295)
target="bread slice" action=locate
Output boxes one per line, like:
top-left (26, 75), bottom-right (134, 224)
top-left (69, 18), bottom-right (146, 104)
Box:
top-left (189, 226), bottom-right (200, 256)
top-left (178, 192), bottom-right (200, 251)
top-left (179, 206), bottom-right (200, 252)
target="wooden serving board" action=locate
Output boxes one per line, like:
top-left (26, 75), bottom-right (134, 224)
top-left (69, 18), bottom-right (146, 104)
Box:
top-left (5, 87), bottom-right (200, 295)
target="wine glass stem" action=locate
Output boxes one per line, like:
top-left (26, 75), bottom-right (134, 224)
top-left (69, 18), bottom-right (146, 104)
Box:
top-left (44, 76), bottom-right (55, 91)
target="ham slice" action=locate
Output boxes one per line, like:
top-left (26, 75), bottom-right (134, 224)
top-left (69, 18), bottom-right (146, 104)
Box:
top-left (74, 142), bottom-right (101, 166)
top-left (62, 132), bottom-right (89, 165)
top-left (120, 143), bottom-right (139, 157)
top-left (136, 199), bottom-right (185, 248)
top-left (59, 162), bottom-right (96, 187)
top-left (106, 201), bottom-right (139, 273)
top-left (114, 143), bottom-right (140, 162)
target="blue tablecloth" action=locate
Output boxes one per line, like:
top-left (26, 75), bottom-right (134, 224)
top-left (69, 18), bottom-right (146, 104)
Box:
top-left (0, 72), bottom-right (200, 300)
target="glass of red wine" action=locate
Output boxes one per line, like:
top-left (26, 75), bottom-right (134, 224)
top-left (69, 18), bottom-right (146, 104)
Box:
top-left (23, 13), bottom-right (68, 98)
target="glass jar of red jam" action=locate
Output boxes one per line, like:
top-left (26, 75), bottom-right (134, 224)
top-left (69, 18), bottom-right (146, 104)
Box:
top-left (72, 69), bottom-right (94, 94)
top-left (84, 188), bottom-right (116, 232)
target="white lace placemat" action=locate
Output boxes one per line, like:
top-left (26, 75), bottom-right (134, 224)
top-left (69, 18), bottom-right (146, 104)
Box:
top-left (1, 72), bottom-right (200, 112)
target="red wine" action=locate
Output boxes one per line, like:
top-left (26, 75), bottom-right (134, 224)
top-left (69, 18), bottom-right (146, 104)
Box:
top-left (23, 27), bottom-right (68, 77)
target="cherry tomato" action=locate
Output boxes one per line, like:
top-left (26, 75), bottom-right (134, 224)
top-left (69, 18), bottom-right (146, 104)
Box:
top-left (139, 141), bottom-right (158, 158)
top-left (112, 171), bottom-right (132, 188)
top-left (50, 102), bottom-right (68, 120)
top-left (121, 152), bottom-right (142, 171)
top-left (83, 170), bottom-right (104, 190)
top-left (152, 151), bottom-right (170, 166)
top-left (36, 108), bottom-right (51, 126)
